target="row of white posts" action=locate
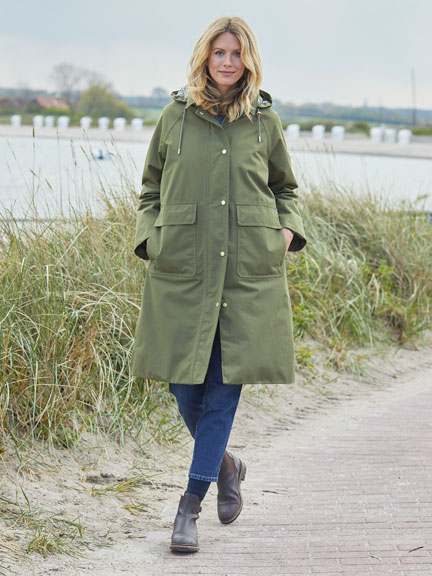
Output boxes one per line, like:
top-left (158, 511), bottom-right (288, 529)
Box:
top-left (10, 114), bottom-right (413, 144)
top-left (285, 123), bottom-right (413, 144)
top-left (369, 126), bottom-right (412, 145)
top-left (10, 114), bottom-right (144, 132)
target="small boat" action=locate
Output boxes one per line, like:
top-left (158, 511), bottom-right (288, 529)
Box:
top-left (91, 148), bottom-right (111, 160)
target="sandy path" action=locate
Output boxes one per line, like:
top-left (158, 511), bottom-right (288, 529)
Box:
top-left (1, 342), bottom-right (431, 575)
top-left (164, 351), bottom-right (432, 575)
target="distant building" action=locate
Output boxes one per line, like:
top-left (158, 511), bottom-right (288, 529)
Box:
top-left (0, 96), bottom-right (28, 110)
top-left (32, 96), bottom-right (70, 110)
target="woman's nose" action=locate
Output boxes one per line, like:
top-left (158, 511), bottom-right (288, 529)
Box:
top-left (222, 54), bottom-right (233, 67)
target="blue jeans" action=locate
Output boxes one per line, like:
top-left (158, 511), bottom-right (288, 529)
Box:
top-left (169, 324), bottom-right (242, 482)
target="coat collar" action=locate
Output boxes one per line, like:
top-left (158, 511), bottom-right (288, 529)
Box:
top-left (170, 86), bottom-right (273, 116)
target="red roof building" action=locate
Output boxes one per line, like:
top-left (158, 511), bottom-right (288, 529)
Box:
top-left (34, 96), bottom-right (70, 110)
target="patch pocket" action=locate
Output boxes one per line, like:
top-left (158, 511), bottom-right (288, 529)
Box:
top-left (237, 204), bottom-right (286, 278)
top-left (149, 202), bottom-right (197, 277)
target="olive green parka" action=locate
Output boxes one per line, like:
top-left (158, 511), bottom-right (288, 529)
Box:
top-left (132, 87), bottom-right (307, 384)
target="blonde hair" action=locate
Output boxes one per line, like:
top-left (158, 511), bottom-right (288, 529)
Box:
top-left (187, 17), bottom-right (262, 122)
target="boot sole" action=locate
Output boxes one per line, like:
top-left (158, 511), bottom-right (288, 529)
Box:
top-left (219, 461), bottom-right (247, 525)
top-left (170, 543), bottom-right (199, 553)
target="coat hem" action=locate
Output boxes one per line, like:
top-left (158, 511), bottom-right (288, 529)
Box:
top-left (131, 370), bottom-right (294, 385)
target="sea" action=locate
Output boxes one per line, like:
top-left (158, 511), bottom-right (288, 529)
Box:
top-left (1, 135), bottom-right (431, 219)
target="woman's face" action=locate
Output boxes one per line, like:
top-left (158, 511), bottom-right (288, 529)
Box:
top-left (207, 31), bottom-right (245, 95)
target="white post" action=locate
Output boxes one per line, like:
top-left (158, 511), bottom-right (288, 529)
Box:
top-left (98, 117), bottom-right (110, 130)
top-left (331, 126), bottom-right (345, 141)
top-left (80, 116), bottom-right (92, 130)
top-left (312, 124), bottom-right (325, 140)
top-left (398, 129), bottom-right (412, 145)
top-left (286, 123), bottom-right (300, 139)
top-left (131, 118), bottom-right (144, 132)
top-left (57, 116), bottom-right (70, 129)
top-left (370, 126), bottom-right (383, 142)
top-left (11, 114), bottom-right (22, 127)
top-left (113, 117), bottom-right (126, 131)
top-left (33, 115), bottom-right (43, 129)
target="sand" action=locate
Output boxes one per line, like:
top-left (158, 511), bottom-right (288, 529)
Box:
top-left (1, 338), bottom-right (431, 575)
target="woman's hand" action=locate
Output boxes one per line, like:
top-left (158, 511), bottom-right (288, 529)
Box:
top-left (282, 228), bottom-right (294, 254)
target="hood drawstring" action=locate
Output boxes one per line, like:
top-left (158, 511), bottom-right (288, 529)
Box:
top-left (177, 108), bottom-right (186, 155)
top-left (257, 110), bottom-right (262, 143)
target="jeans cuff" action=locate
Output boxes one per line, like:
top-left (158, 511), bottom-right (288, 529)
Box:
top-left (189, 472), bottom-right (218, 483)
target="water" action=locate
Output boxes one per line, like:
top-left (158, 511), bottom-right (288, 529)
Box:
top-left (292, 152), bottom-right (432, 210)
top-left (1, 136), bottom-right (431, 218)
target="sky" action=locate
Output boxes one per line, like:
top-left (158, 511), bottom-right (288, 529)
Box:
top-left (1, 0), bottom-right (431, 109)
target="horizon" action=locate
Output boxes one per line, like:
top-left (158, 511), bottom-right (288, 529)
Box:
top-left (1, 85), bottom-right (430, 114)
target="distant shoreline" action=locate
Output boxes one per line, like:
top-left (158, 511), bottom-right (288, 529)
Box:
top-left (1, 125), bottom-right (432, 160)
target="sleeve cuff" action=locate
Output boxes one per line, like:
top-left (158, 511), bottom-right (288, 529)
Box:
top-left (279, 214), bottom-right (307, 252)
top-left (134, 238), bottom-right (149, 260)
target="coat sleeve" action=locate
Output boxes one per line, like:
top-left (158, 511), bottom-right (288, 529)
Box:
top-left (267, 112), bottom-right (307, 252)
top-left (134, 113), bottom-right (167, 260)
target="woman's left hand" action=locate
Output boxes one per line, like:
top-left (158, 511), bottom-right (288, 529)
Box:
top-left (282, 228), bottom-right (294, 254)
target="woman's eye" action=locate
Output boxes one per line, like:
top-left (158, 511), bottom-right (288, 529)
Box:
top-left (215, 51), bottom-right (224, 56)
top-left (233, 52), bottom-right (241, 57)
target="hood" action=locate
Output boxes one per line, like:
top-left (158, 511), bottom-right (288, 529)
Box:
top-left (170, 85), bottom-right (273, 111)
top-left (171, 85), bottom-right (272, 155)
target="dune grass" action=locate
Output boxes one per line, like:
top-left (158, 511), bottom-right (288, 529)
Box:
top-left (0, 145), bottom-right (431, 449)
top-left (0, 489), bottom-right (110, 561)
top-left (290, 186), bottom-right (432, 360)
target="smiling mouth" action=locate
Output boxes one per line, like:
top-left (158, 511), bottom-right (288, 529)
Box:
top-left (220, 71), bottom-right (235, 75)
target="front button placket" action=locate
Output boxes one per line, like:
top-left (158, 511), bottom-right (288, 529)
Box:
top-left (193, 107), bottom-right (231, 382)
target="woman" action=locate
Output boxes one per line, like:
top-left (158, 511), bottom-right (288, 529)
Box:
top-left (132, 16), bottom-right (307, 553)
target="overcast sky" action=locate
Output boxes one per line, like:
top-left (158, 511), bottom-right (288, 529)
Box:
top-left (1, 0), bottom-right (431, 108)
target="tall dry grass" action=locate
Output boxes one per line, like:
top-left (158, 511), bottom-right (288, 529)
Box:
top-left (1, 142), bottom-right (431, 446)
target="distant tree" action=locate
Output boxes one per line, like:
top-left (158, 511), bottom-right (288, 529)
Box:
top-left (151, 86), bottom-right (169, 99)
top-left (24, 101), bottom-right (43, 114)
top-left (50, 63), bottom-right (84, 109)
top-left (82, 70), bottom-right (112, 91)
top-left (77, 85), bottom-right (135, 120)
top-left (50, 63), bottom-right (113, 111)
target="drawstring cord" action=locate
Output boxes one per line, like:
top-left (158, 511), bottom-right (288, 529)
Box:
top-left (177, 108), bottom-right (186, 155)
top-left (257, 110), bottom-right (262, 143)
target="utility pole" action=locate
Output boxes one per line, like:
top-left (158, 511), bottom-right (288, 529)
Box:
top-left (411, 67), bottom-right (417, 126)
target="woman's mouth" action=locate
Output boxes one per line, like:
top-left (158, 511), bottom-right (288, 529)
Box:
top-left (220, 71), bottom-right (235, 76)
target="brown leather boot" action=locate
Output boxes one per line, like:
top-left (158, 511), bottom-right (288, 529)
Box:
top-left (170, 492), bottom-right (201, 553)
top-left (217, 451), bottom-right (246, 524)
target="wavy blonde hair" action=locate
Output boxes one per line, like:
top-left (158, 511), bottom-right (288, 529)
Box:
top-left (187, 17), bottom-right (262, 122)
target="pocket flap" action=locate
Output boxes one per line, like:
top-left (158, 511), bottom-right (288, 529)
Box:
top-left (154, 203), bottom-right (197, 226)
top-left (237, 204), bottom-right (282, 228)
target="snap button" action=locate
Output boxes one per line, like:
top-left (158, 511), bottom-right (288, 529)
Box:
top-left (199, 111), bottom-right (204, 115)
top-left (221, 149), bottom-right (227, 154)
top-left (216, 302), bottom-right (220, 307)
top-left (220, 251), bottom-right (225, 257)
top-left (222, 302), bottom-right (228, 308)
top-left (220, 200), bottom-right (226, 205)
